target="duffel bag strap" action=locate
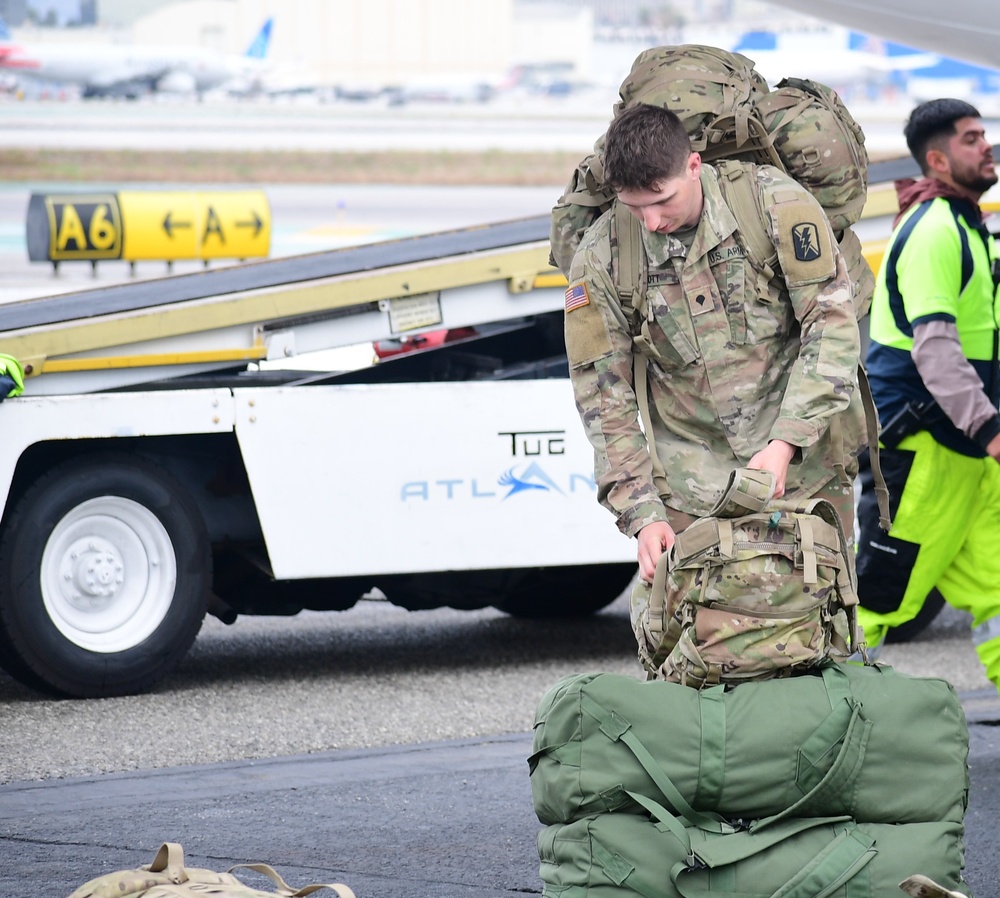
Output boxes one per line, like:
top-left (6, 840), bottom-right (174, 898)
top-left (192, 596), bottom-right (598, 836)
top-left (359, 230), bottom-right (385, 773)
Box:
top-left (580, 695), bottom-right (736, 835)
top-left (753, 698), bottom-right (871, 830)
top-left (673, 822), bottom-right (876, 898)
top-left (228, 864), bottom-right (357, 898)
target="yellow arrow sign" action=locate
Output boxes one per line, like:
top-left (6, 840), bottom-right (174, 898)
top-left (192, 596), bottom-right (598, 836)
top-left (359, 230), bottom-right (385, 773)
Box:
top-left (118, 190), bottom-right (270, 261)
top-left (195, 191), bottom-right (271, 260)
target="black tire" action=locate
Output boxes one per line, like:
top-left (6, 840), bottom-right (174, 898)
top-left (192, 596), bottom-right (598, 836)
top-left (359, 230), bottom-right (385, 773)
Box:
top-left (0, 453), bottom-right (211, 698)
top-left (496, 563), bottom-right (636, 619)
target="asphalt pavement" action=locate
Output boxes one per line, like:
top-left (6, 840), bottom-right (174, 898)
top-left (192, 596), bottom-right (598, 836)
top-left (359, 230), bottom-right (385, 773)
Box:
top-left (1, 97), bottom-right (999, 897)
top-left (1, 685), bottom-right (998, 898)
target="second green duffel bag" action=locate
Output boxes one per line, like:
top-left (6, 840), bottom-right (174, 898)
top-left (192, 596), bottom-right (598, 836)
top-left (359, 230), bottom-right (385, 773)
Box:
top-left (538, 810), bottom-right (971, 898)
top-left (529, 663), bottom-right (969, 826)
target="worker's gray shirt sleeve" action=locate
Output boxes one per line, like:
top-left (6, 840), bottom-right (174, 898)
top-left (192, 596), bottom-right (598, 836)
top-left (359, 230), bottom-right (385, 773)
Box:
top-left (911, 319), bottom-right (1000, 448)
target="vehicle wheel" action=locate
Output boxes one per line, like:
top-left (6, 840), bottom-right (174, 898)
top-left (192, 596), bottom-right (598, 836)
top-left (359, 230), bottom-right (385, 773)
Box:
top-left (0, 453), bottom-right (210, 698)
top-left (496, 563), bottom-right (636, 619)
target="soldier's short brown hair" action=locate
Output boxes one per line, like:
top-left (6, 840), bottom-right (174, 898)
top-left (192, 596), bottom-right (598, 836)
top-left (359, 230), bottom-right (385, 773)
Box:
top-left (604, 104), bottom-right (693, 192)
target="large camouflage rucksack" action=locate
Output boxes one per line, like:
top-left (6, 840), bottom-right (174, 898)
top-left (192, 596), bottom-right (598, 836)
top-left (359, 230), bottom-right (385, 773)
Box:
top-left (630, 467), bottom-right (862, 687)
top-left (549, 44), bottom-right (875, 319)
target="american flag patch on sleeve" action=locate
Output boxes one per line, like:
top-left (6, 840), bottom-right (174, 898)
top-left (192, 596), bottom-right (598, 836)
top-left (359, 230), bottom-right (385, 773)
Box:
top-left (564, 283), bottom-right (590, 312)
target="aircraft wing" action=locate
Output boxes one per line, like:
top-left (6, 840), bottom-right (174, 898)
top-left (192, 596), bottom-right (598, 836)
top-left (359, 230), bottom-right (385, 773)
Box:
top-left (761, 0), bottom-right (1000, 69)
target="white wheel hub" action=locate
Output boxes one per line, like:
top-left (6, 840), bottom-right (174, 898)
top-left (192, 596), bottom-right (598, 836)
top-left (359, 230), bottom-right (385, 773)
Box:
top-left (41, 496), bottom-right (177, 653)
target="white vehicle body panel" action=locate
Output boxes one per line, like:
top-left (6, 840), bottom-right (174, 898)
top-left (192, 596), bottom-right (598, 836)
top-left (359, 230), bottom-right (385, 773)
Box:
top-left (233, 380), bottom-right (632, 578)
top-left (0, 389), bottom-right (235, 509)
top-left (0, 381), bottom-right (633, 582)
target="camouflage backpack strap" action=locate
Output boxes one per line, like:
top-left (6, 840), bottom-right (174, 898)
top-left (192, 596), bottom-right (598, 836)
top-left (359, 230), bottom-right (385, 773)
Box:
top-left (714, 162), bottom-right (891, 532)
top-left (549, 149), bottom-right (616, 275)
top-left (798, 494), bottom-right (861, 656)
top-left (228, 864), bottom-right (357, 898)
top-left (713, 158), bottom-right (778, 302)
top-left (856, 364), bottom-right (892, 530)
top-left (610, 203), bottom-right (670, 498)
top-left (611, 198), bottom-right (647, 319)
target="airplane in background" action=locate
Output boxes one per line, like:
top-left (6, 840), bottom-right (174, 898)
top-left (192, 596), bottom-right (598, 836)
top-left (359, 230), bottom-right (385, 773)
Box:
top-left (759, 0), bottom-right (999, 72)
top-left (0, 16), bottom-right (273, 98)
top-left (731, 28), bottom-right (938, 88)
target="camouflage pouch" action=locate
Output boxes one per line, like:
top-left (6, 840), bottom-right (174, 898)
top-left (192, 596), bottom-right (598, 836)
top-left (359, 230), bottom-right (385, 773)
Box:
top-left (549, 148), bottom-right (613, 277)
top-left (630, 468), bottom-right (860, 688)
top-left (755, 77), bottom-right (869, 232)
top-left (66, 842), bottom-right (356, 898)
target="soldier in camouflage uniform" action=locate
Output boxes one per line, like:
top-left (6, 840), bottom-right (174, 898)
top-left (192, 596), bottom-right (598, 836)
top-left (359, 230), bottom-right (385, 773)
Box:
top-left (565, 103), bottom-right (867, 583)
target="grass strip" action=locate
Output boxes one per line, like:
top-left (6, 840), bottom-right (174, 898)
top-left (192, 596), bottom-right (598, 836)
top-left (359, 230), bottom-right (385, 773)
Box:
top-left (0, 148), bottom-right (585, 185)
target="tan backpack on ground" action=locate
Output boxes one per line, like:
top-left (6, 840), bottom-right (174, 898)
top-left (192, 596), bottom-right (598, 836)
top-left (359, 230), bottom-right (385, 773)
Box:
top-left (66, 842), bottom-right (356, 898)
top-left (630, 468), bottom-right (862, 688)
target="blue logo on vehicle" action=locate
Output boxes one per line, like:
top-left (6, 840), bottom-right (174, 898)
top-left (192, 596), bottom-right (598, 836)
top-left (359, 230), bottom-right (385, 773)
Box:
top-left (498, 462), bottom-right (565, 499)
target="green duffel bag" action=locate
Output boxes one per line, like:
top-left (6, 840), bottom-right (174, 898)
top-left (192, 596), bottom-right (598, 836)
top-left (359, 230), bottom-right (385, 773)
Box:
top-left (538, 808), bottom-right (971, 898)
top-left (529, 663), bottom-right (969, 826)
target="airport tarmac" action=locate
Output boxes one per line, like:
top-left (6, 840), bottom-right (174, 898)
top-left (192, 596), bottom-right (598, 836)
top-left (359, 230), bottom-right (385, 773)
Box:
top-left (0, 596), bottom-right (998, 898)
top-left (0, 727), bottom-right (996, 898)
top-left (2, 96), bottom-right (1000, 896)
top-left (0, 93), bottom-right (956, 156)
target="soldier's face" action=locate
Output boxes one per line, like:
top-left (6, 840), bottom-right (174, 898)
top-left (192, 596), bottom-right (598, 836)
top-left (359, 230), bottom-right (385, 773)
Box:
top-left (617, 152), bottom-right (703, 234)
top-left (939, 117), bottom-right (997, 196)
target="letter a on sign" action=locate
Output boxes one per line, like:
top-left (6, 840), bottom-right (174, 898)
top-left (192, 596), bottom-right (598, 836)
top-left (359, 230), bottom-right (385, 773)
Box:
top-left (203, 206), bottom-right (225, 244)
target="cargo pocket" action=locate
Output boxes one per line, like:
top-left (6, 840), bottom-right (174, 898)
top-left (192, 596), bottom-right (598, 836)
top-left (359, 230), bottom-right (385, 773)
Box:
top-left (634, 287), bottom-right (700, 370)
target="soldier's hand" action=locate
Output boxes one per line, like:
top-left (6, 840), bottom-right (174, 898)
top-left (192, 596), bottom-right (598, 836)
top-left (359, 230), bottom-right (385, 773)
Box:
top-left (637, 521), bottom-right (675, 583)
top-left (747, 440), bottom-right (796, 497)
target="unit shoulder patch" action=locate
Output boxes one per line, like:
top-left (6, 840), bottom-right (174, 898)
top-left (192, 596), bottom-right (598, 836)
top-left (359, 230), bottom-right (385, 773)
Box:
top-left (792, 222), bottom-right (822, 262)
top-left (773, 202), bottom-right (836, 286)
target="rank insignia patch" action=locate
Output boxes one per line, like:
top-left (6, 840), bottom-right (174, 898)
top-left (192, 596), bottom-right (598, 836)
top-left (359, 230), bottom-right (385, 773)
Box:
top-left (792, 223), bottom-right (822, 262)
top-left (564, 282), bottom-right (590, 312)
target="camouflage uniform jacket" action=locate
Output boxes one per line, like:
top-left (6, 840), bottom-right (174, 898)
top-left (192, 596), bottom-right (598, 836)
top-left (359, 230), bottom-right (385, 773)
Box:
top-left (564, 163), bottom-right (866, 537)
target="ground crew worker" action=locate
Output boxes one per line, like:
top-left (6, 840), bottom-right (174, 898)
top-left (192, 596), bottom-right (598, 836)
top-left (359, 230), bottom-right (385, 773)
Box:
top-left (563, 103), bottom-right (866, 584)
top-left (854, 98), bottom-right (1000, 692)
top-left (0, 353), bottom-right (24, 401)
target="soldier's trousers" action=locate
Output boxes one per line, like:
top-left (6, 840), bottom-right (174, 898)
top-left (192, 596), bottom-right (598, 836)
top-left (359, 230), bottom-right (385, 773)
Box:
top-left (856, 430), bottom-right (1000, 693)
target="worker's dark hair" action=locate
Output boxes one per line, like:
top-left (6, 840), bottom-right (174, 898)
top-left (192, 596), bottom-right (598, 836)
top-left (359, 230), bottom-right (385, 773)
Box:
top-left (603, 103), bottom-right (693, 192)
top-left (904, 98), bottom-right (982, 175)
